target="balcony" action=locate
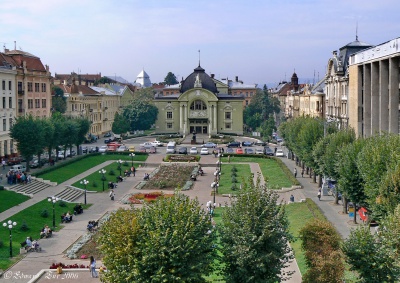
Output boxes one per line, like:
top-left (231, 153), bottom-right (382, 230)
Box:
top-left (103, 118), bottom-right (108, 121)
top-left (18, 90), bottom-right (24, 95)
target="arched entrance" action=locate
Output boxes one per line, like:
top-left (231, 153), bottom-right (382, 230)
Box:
top-left (189, 100), bottom-right (208, 134)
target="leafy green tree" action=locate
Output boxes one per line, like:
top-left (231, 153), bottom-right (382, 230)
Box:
top-left (342, 222), bottom-right (400, 283)
top-left (377, 165), bottom-right (400, 217)
top-left (164, 71), bottom-right (178, 85)
top-left (35, 118), bottom-right (54, 166)
top-left (10, 115), bottom-right (45, 171)
top-left (132, 87), bottom-right (155, 103)
top-left (259, 115), bottom-right (276, 138)
top-left (123, 100), bottom-right (158, 131)
top-left (112, 112), bottom-right (130, 134)
top-left (73, 117), bottom-right (90, 154)
top-left (99, 194), bottom-right (216, 283)
top-left (299, 219), bottom-right (344, 283)
top-left (51, 86), bottom-right (67, 113)
top-left (219, 178), bottom-right (293, 283)
top-left (94, 76), bottom-right (112, 86)
top-left (51, 113), bottom-right (66, 161)
top-left (59, 119), bottom-right (77, 158)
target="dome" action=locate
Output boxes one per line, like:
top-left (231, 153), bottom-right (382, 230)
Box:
top-left (180, 65), bottom-right (218, 94)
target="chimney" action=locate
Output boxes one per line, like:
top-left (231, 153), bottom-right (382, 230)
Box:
top-left (333, 50), bottom-right (337, 56)
top-left (211, 74), bottom-right (215, 78)
top-left (235, 76), bottom-right (238, 82)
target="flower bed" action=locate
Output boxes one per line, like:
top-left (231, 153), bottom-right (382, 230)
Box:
top-left (128, 192), bottom-right (174, 204)
top-left (142, 164), bottom-right (195, 190)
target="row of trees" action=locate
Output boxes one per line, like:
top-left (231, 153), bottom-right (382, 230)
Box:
top-left (98, 178), bottom-right (293, 283)
top-left (280, 116), bottom-right (400, 282)
top-left (243, 85), bottom-right (280, 139)
top-left (10, 113), bottom-right (90, 171)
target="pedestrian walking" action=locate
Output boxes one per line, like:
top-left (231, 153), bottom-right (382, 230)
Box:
top-left (109, 189), bottom-right (115, 201)
top-left (2, 159), bottom-right (5, 170)
top-left (318, 189), bottom-right (321, 201)
top-left (290, 194), bottom-right (294, 203)
top-left (89, 256), bottom-right (98, 278)
top-left (131, 166), bottom-right (136, 176)
top-left (301, 168), bottom-right (304, 178)
top-left (294, 168), bottom-right (297, 178)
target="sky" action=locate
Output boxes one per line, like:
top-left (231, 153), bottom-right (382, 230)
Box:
top-left (1, 0), bottom-right (399, 87)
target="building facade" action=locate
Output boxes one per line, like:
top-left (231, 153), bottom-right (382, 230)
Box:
top-left (154, 65), bottom-right (244, 136)
top-left (348, 37), bottom-right (400, 137)
top-left (0, 62), bottom-right (17, 158)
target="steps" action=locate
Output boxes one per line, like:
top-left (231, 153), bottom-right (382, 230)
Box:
top-left (54, 186), bottom-right (84, 203)
top-left (10, 179), bottom-right (51, 196)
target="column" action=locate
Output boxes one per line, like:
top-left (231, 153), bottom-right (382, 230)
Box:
top-left (379, 60), bottom-right (389, 133)
top-left (213, 104), bottom-right (217, 131)
top-left (363, 64), bottom-right (371, 137)
top-left (180, 105), bottom-right (183, 130)
top-left (371, 62), bottom-right (379, 134)
top-left (388, 57), bottom-right (399, 133)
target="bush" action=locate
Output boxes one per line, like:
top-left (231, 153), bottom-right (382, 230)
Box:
top-left (231, 184), bottom-right (238, 191)
top-left (92, 181), bottom-right (98, 188)
top-left (123, 161), bottom-right (129, 167)
top-left (231, 166), bottom-right (238, 173)
top-left (20, 221), bottom-right (30, 231)
top-left (231, 172), bottom-right (237, 177)
top-left (109, 170), bottom-right (116, 176)
top-left (231, 177), bottom-right (237, 183)
top-left (0, 185), bottom-right (4, 190)
top-left (0, 239), bottom-right (3, 248)
top-left (40, 209), bottom-right (49, 218)
top-left (59, 200), bottom-right (67, 207)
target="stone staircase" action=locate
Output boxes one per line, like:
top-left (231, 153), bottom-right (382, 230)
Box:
top-left (54, 186), bottom-right (85, 203)
top-left (10, 179), bottom-right (52, 196)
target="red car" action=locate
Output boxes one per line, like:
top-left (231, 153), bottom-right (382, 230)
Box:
top-left (7, 157), bottom-right (23, 166)
top-left (236, 148), bottom-right (244, 154)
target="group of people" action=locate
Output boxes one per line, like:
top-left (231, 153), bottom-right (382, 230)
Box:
top-left (6, 170), bottom-right (32, 185)
top-left (73, 203), bottom-right (83, 215)
top-left (87, 220), bottom-right (99, 232)
top-left (212, 147), bottom-right (224, 158)
top-left (22, 236), bottom-right (40, 252)
top-left (61, 211), bottom-right (73, 223)
top-left (124, 166), bottom-right (136, 177)
top-left (40, 225), bottom-right (53, 238)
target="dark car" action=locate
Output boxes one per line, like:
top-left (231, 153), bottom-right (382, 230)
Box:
top-left (227, 141), bottom-right (241, 148)
top-left (245, 148), bottom-right (254, 154)
top-left (226, 148), bottom-right (235, 154)
top-left (104, 138), bottom-right (113, 144)
top-left (29, 158), bottom-right (46, 168)
top-left (264, 147), bottom-right (274, 156)
top-left (255, 140), bottom-right (266, 146)
top-left (242, 141), bottom-right (253, 147)
top-left (178, 147), bottom-right (188, 154)
top-left (7, 157), bottom-right (23, 166)
top-left (104, 132), bottom-right (112, 138)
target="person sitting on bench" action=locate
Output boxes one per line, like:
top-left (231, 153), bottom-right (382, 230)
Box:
top-left (40, 225), bottom-right (52, 238)
top-left (191, 174), bottom-right (197, 181)
top-left (73, 204), bottom-right (83, 215)
top-left (62, 212), bottom-right (73, 223)
top-left (117, 175), bottom-right (124, 183)
top-left (143, 173), bottom-right (150, 181)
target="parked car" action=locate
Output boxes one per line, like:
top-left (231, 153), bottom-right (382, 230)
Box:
top-left (226, 148), bottom-right (235, 154)
top-left (149, 146), bottom-right (157, 154)
top-left (7, 157), bottom-right (23, 166)
top-left (139, 146), bottom-right (146, 153)
top-left (128, 145), bottom-right (136, 152)
top-left (116, 145), bottom-right (128, 152)
top-left (275, 136), bottom-right (283, 143)
top-left (275, 149), bottom-right (284, 157)
top-left (236, 148), bottom-right (244, 154)
top-left (255, 148), bottom-right (264, 155)
top-left (264, 147), bottom-right (275, 156)
top-left (254, 140), bottom-right (266, 146)
top-left (200, 148), bottom-right (209, 155)
top-left (104, 138), bottom-right (114, 144)
top-left (10, 164), bottom-right (26, 172)
top-left (140, 142), bottom-right (154, 149)
top-left (189, 147), bottom-right (198, 154)
top-left (81, 146), bottom-right (88, 153)
top-left (151, 140), bottom-right (164, 147)
top-left (88, 146), bottom-right (97, 153)
top-left (242, 141), bottom-right (253, 147)
top-left (98, 146), bottom-right (108, 153)
top-left (202, 142), bottom-right (217, 148)
top-left (245, 148), bottom-right (254, 154)
top-left (178, 147), bottom-right (188, 154)
top-left (104, 132), bottom-right (112, 137)
top-left (29, 159), bottom-right (46, 168)
top-left (227, 141), bottom-right (241, 148)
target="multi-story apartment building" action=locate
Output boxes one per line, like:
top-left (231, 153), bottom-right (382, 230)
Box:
top-left (0, 60), bottom-right (17, 158)
top-left (53, 72), bottom-right (101, 86)
top-left (348, 37), bottom-right (400, 137)
top-left (325, 37), bottom-right (373, 129)
top-left (298, 80), bottom-right (325, 119)
top-left (1, 49), bottom-right (52, 119)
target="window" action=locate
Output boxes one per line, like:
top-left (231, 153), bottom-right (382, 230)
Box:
top-left (28, 82), bottom-right (33, 92)
top-left (35, 99), bottom-right (40, 108)
top-left (167, 111), bottom-right (173, 119)
top-left (246, 100), bottom-right (249, 106)
top-left (225, 112), bottom-right (231, 119)
top-left (250, 92), bottom-right (253, 96)
top-left (28, 99), bottom-right (33, 109)
top-left (9, 97), bottom-right (12, 108)
top-left (17, 81), bottom-right (23, 92)
top-left (2, 80), bottom-right (5, 90)
top-left (190, 100), bottom-right (207, 110)
top-left (41, 83), bottom-right (46, 92)
top-left (167, 123), bottom-right (173, 129)
top-left (35, 83), bottom-right (40, 92)
top-left (8, 81), bottom-right (11, 90)
top-left (9, 118), bottom-right (12, 129)
top-left (42, 99), bottom-right (46, 108)
top-left (3, 119), bottom-right (6, 131)
top-left (225, 123), bottom-right (231, 129)
top-left (2, 97), bottom-right (5, 108)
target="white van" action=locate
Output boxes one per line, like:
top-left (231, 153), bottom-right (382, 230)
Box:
top-left (166, 141), bottom-right (177, 154)
top-left (10, 164), bottom-right (27, 172)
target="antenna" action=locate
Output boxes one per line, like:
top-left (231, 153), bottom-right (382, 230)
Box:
top-left (356, 21), bottom-right (358, 41)
top-left (313, 70), bottom-right (315, 85)
top-left (198, 50), bottom-right (200, 66)
top-left (14, 41), bottom-right (16, 50)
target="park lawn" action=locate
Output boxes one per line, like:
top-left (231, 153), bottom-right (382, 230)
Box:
top-left (0, 190), bottom-right (30, 213)
top-left (0, 199), bottom-right (89, 270)
top-left (71, 161), bottom-right (143, 192)
top-left (218, 164), bottom-right (251, 195)
top-left (38, 154), bottom-right (147, 184)
top-left (221, 156), bottom-right (292, 188)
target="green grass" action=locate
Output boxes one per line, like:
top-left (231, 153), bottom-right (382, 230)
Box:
top-left (0, 199), bottom-right (89, 270)
top-left (38, 154), bottom-right (147, 184)
top-left (0, 190), bottom-right (30, 213)
top-left (71, 161), bottom-right (143, 191)
top-left (218, 164), bottom-right (251, 195)
top-left (221, 156), bottom-right (293, 188)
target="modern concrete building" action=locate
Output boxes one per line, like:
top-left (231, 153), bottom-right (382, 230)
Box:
top-left (348, 37), bottom-right (400, 137)
top-left (325, 37), bottom-right (373, 129)
top-left (0, 61), bottom-right (17, 158)
top-left (154, 65), bottom-right (244, 136)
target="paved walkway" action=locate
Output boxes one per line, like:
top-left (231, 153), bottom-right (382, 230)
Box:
top-left (0, 146), bottom-right (357, 283)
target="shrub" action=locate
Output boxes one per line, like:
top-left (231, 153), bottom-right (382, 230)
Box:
top-left (231, 177), bottom-right (237, 183)
top-left (231, 166), bottom-right (238, 173)
top-left (20, 221), bottom-right (30, 231)
top-left (0, 239), bottom-right (3, 248)
top-left (109, 170), bottom-right (116, 176)
top-left (231, 184), bottom-right (238, 191)
top-left (59, 200), bottom-right (67, 207)
top-left (231, 172), bottom-right (237, 177)
top-left (40, 209), bottom-right (49, 218)
top-left (123, 161), bottom-right (129, 167)
top-left (0, 185), bottom-right (4, 190)
top-left (92, 181), bottom-right (98, 188)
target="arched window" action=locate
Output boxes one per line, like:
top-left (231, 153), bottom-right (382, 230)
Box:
top-left (190, 100), bottom-right (207, 110)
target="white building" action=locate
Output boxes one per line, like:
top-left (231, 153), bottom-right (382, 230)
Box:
top-left (135, 69), bottom-right (152, 88)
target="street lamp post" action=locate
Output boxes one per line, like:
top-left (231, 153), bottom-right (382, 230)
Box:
top-left (80, 179), bottom-right (89, 205)
top-left (3, 220), bottom-right (17, 258)
top-left (48, 196), bottom-right (59, 229)
top-left (99, 169), bottom-right (106, 192)
top-left (129, 153), bottom-right (135, 167)
top-left (206, 201), bottom-right (212, 221)
top-left (116, 159), bottom-right (123, 176)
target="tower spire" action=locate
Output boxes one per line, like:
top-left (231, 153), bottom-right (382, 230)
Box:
top-left (198, 50), bottom-right (201, 66)
top-left (356, 21), bottom-right (358, 41)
